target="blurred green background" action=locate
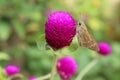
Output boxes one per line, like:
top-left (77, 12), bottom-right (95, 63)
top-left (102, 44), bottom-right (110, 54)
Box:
top-left (0, 0), bottom-right (120, 80)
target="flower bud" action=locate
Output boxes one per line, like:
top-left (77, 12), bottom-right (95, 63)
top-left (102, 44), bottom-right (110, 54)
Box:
top-left (56, 56), bottom-right (78, 80)
top-left (98, 42), bottom-right (111, 56)
top-left (28, 76), bottom-right (36, 80)
top-left (5, 65), bottom-right (20, 76)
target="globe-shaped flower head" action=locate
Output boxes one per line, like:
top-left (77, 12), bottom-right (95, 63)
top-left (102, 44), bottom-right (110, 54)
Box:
top-left (98, 42), bottom-right (111, 56)
top-left (45, 11), bottom-right (76, 50)
top-left (56, 56), bottom-right (78, 80)
top-left (28, 76), bottom-right (36, 80)
top-left (4, 65), bottom-right (20, 76)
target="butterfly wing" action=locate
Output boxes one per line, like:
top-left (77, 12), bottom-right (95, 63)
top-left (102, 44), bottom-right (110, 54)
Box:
top-left (77, 21), bottom-right (99, 51)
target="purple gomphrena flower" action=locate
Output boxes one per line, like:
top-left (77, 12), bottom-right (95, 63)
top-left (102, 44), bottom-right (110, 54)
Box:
top-left (98, 42), bottom-right (111, 56)
top-left (28, 76), bottom-right (36, 80)
top-left (56, 56), bottom-right (78, 80)
top-left (45, 11), bottom-right (76, 50)
top-left (4, 65), bottom-right (20, 76)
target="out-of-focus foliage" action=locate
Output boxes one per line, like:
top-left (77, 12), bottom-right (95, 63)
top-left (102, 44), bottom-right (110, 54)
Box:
top-left (0, 67), bottom-right (7, 80)
top-left (0, 0), bottom-right (120, 80)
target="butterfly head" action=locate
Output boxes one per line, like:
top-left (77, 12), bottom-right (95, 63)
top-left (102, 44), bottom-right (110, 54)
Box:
top-left (78, 21), bottom-right (82, 26)
top-left (77, 21), bottom-right (85, 27)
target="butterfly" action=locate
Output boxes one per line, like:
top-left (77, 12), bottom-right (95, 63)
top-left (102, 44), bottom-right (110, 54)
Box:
top-left (76, 20), bottom-right (99, 51)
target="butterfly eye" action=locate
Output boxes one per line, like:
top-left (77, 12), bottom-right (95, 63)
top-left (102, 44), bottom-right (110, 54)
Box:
top-left (78, 22), bottom-right (81, 26)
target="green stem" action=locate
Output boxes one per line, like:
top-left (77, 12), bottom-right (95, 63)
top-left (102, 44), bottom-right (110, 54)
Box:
top-left (75, 59), bottom-right (98, 80)
top-left (50, 53), bottom-right (58, 80)
top-left (7, 74), bottom-right (23, 80)
top-left (36, 73), bottom-right (51, 80)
